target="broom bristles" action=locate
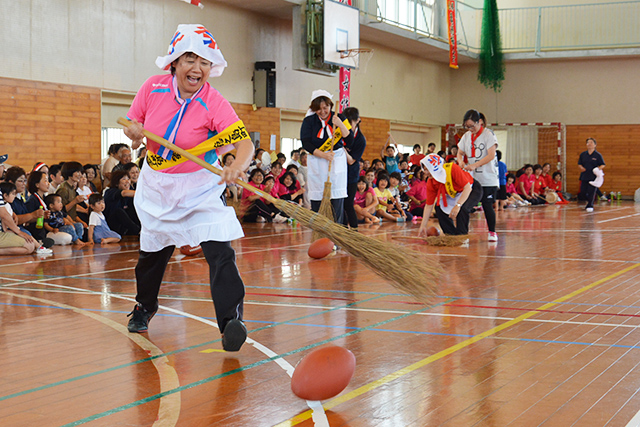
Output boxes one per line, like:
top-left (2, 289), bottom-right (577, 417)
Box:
top-left (393, 235), bottom-right (470, 247)
top-left (117, 117), bottom-right (441, 301)
top-left (275, 200), bottom-right (441, 301)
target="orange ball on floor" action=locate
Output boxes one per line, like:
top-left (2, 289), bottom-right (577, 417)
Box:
top-left (308, 238), bottom-right (335, 259)
top-left (427, 226), bottom-right (440, 237)
top-left (291, 346), bottom-right (356, 401)
top-left (179, 245), bottom-right (202, 256)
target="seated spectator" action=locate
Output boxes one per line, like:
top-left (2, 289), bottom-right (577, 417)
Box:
top-left (277, 171), bottom-right (304, 205)
top-left (48, 164), bottom-right (64, 194)
top-left (532, 164), bottom-right (548, 203)
top-left (241, 169), bottom-right (286, 223)
top-left (122, 162), bottom-right (140, 190)
top-left (75, 171), bottom-right (94, 224)
top-left (0, 154), bottom-right (8, 181)
top-left (32, 162), bottom-right (49, 175)
top-left (445, 145), bottom-right (458, 163)
top-left (405, 169), bottom-right (428, 217)
top-left (374, 174), bottom-right (406, 222)
top-left (276, 152), bottom-right (287, 166)
top-left (0, 182), bottom-right (39, 255)
top-left (25, 171), bottom-right (55, 245)
top-left (517, 164), bottom-right (543, 205)
top-left (358, 159), bottom-right (366, 177)
top-left (389, 172), bottom-right (412, 221)
top-left (44, 193), bottom-right (85, 246)
top-left (353, 177), bottom-right (379, 224)
top-left (104, 170), bottom-right (140, 235)
top-left (112, 146), bottom-right (133, 173)
top-left (83, 164), bottom-right (99, 194)
top-left (56, 161), bottom-right (88, 228)
top-left (364, 168), bottom-right (376, 188)
top-left (87, 194), bottom-right (121, 245)
top-left (363, 159), bottom-right (371, 171)
top-left (409, 144), bottom-right (425, 167)
top-left (548, 171), bottom-right (569, 203)
top-left (5, 166), bottom-right (46, 234)
top-left (505, 173), bottom-right (530, 207)
top-left (101, 143), bottom-right (127, 188)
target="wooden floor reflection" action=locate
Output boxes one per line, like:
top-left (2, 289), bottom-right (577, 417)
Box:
top-left (2, 201), bottom-right (640, 426)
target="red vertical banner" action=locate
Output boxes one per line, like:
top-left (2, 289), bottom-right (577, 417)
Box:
top-left (447, 0), bottom-right (459, 69)
top-left (339, 67), bottom-right (351, 113)
top-left (338, 0), bottom-right (352, 113)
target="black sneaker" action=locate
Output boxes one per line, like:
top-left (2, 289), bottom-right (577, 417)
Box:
top-left (222, 319), bottom-right (247, 352)
top-left (127, 303), bottom-right (156, 333)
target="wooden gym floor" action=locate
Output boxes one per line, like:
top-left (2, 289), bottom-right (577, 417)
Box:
top-left (2, 201), bottom-right (640, 426)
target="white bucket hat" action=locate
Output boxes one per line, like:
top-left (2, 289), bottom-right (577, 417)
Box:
top-left (421, 154), bottom-right (446, 184)
top-left (155, 24), bottom-right (227, 77)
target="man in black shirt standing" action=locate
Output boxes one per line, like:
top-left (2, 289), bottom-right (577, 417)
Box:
top-left (578, 137), bottom-right (605, 212)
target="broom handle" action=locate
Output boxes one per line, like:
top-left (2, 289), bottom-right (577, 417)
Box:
top-left (117, 117), bottom-right (279, 204)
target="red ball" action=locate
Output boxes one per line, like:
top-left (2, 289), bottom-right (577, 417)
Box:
top-left (291, 346), bottom-right (356, 401)
top-left (179, 245), bottom-right (202, 256)
top-left (427, 226), bottom-right (440, 237)
top-left (308, 238), bottom-right (335, 259)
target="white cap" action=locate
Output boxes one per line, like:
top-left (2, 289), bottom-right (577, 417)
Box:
top-left (155, 24), bottom-right (227, 77)
top-left (421, 154), bottom-right (446, 184)
top-left (310, 89), bottom-right (333, 102)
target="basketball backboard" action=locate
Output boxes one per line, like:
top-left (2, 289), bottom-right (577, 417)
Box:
top-left (323, 0), bottom-right (360, 69)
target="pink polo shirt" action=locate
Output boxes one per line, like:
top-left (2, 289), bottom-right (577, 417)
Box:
top-left (127, 74), bottom-right (239, 174)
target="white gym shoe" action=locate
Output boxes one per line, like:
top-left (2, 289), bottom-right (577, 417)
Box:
top-left (256, 216), bottom-right (267, 223)
top-left (273, 214), bottom-right (288, 223)
top-left (36, 246), bottom-right (53, 254)
top-left (586, 207), bottom-right (594, 213)
top-left (488, 232), bottom-right (498, 242)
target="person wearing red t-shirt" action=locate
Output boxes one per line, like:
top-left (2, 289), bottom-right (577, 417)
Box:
top-left (548, 171), bottom-right (569, 204)
top-left (417, 154), bottom-right (483, 236)
top-left (409, 144), bottom-right (426, 166)
top-left (531, 164), bottom-right (548, 203)
top-left (541, 163), bottom-right (554, 189)
top-left (405, 169), bottom-right (428, 217)
top-left (517, 164), bottom-right (543, 205)
top-left (277, 171), bottom-right (304, 205)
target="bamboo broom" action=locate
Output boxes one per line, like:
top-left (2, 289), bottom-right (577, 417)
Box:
top-left (118, 118), bottom-right (441, 301)
top-left (312, 159), bottom-right (334, 241)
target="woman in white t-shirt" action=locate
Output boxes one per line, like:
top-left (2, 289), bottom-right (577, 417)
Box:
top-left (457, 110), bottom-right (499, 242)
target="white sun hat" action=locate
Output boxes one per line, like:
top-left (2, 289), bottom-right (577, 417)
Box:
top-left (155, 24), bottom-right (227, 77)
top-left (310, 89), bottom-right (333, 103)
top-left (421, 154), bottom-right (447, 184)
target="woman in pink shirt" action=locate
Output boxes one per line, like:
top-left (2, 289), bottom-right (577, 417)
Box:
top-left (122, 24), bottom-right (254, 351)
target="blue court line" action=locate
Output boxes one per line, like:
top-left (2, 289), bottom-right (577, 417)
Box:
top-left (0, 294), bottom-right (389, 403)
top-left (3, 272), bottom-right (640, 311)
top-left (60, 299), bottom-right (453, 427)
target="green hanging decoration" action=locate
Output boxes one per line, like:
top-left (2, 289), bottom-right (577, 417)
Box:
top-left (478, 0), bottom-right (505, 92)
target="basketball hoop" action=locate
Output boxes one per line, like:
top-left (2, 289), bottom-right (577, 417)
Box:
top-left (337, 48), bottom-right (374, 73)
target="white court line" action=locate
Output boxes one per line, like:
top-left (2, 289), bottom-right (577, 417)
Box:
top-left (6, 285), bottom-right (640, 331)
top-left (3, 280), bottom-right (329, 427)
top-left (598, 213), bottom-right (640, 224)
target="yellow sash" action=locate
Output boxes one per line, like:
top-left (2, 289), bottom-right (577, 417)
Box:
top-left (146, 120), bottom-right (249, 170)
top-left (317, 118), bottom-right (352, 152)
top-left (443, 162), bottom-right (457, 197)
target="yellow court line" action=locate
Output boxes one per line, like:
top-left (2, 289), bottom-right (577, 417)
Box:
top-left (276, 262), bottom-right (640, 426)
top-left (0, 291), bottom-right (181, 427)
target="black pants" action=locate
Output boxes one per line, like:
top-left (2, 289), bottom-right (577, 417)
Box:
top-left (344, 182), bottom-right (358, 228)
top-left (581, 180), bottom-right (597, 208)
top-left (480, 186), bottom-right (498, 233)
top-left (435, 180), bottom-right (483, 235)
top-left (134, 241), bottom-right (244, 333)
top-left (109, 207), bottom-right (141, 235)
top-left (311, 198), bottom-right (345, 225)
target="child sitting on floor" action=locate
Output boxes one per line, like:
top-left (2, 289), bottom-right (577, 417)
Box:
top-left (374, 174), bottom-right (407, 222)
top-left (548, 171), bottom-right (569, 204)
top-left (0, 182), bottom-right (39, 254)
top-left (354, 177), bottom-right (379, 224)
top-left (87, 194), bottom-right (121, 245)
top-left (505, 174), bottom-right (530, 207)
top-left (44, 194), bottom-right (86, 246)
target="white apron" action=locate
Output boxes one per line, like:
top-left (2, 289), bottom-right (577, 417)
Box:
top-left (135, 161), bottom-right (244, 252)
top-left (307, 147), bottom-right (348, 201)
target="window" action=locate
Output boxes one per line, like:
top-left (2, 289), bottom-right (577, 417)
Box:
top-left (101, 128), bottom-right (132, 160)
top-left (280, 137), bottom-right (303, 161)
